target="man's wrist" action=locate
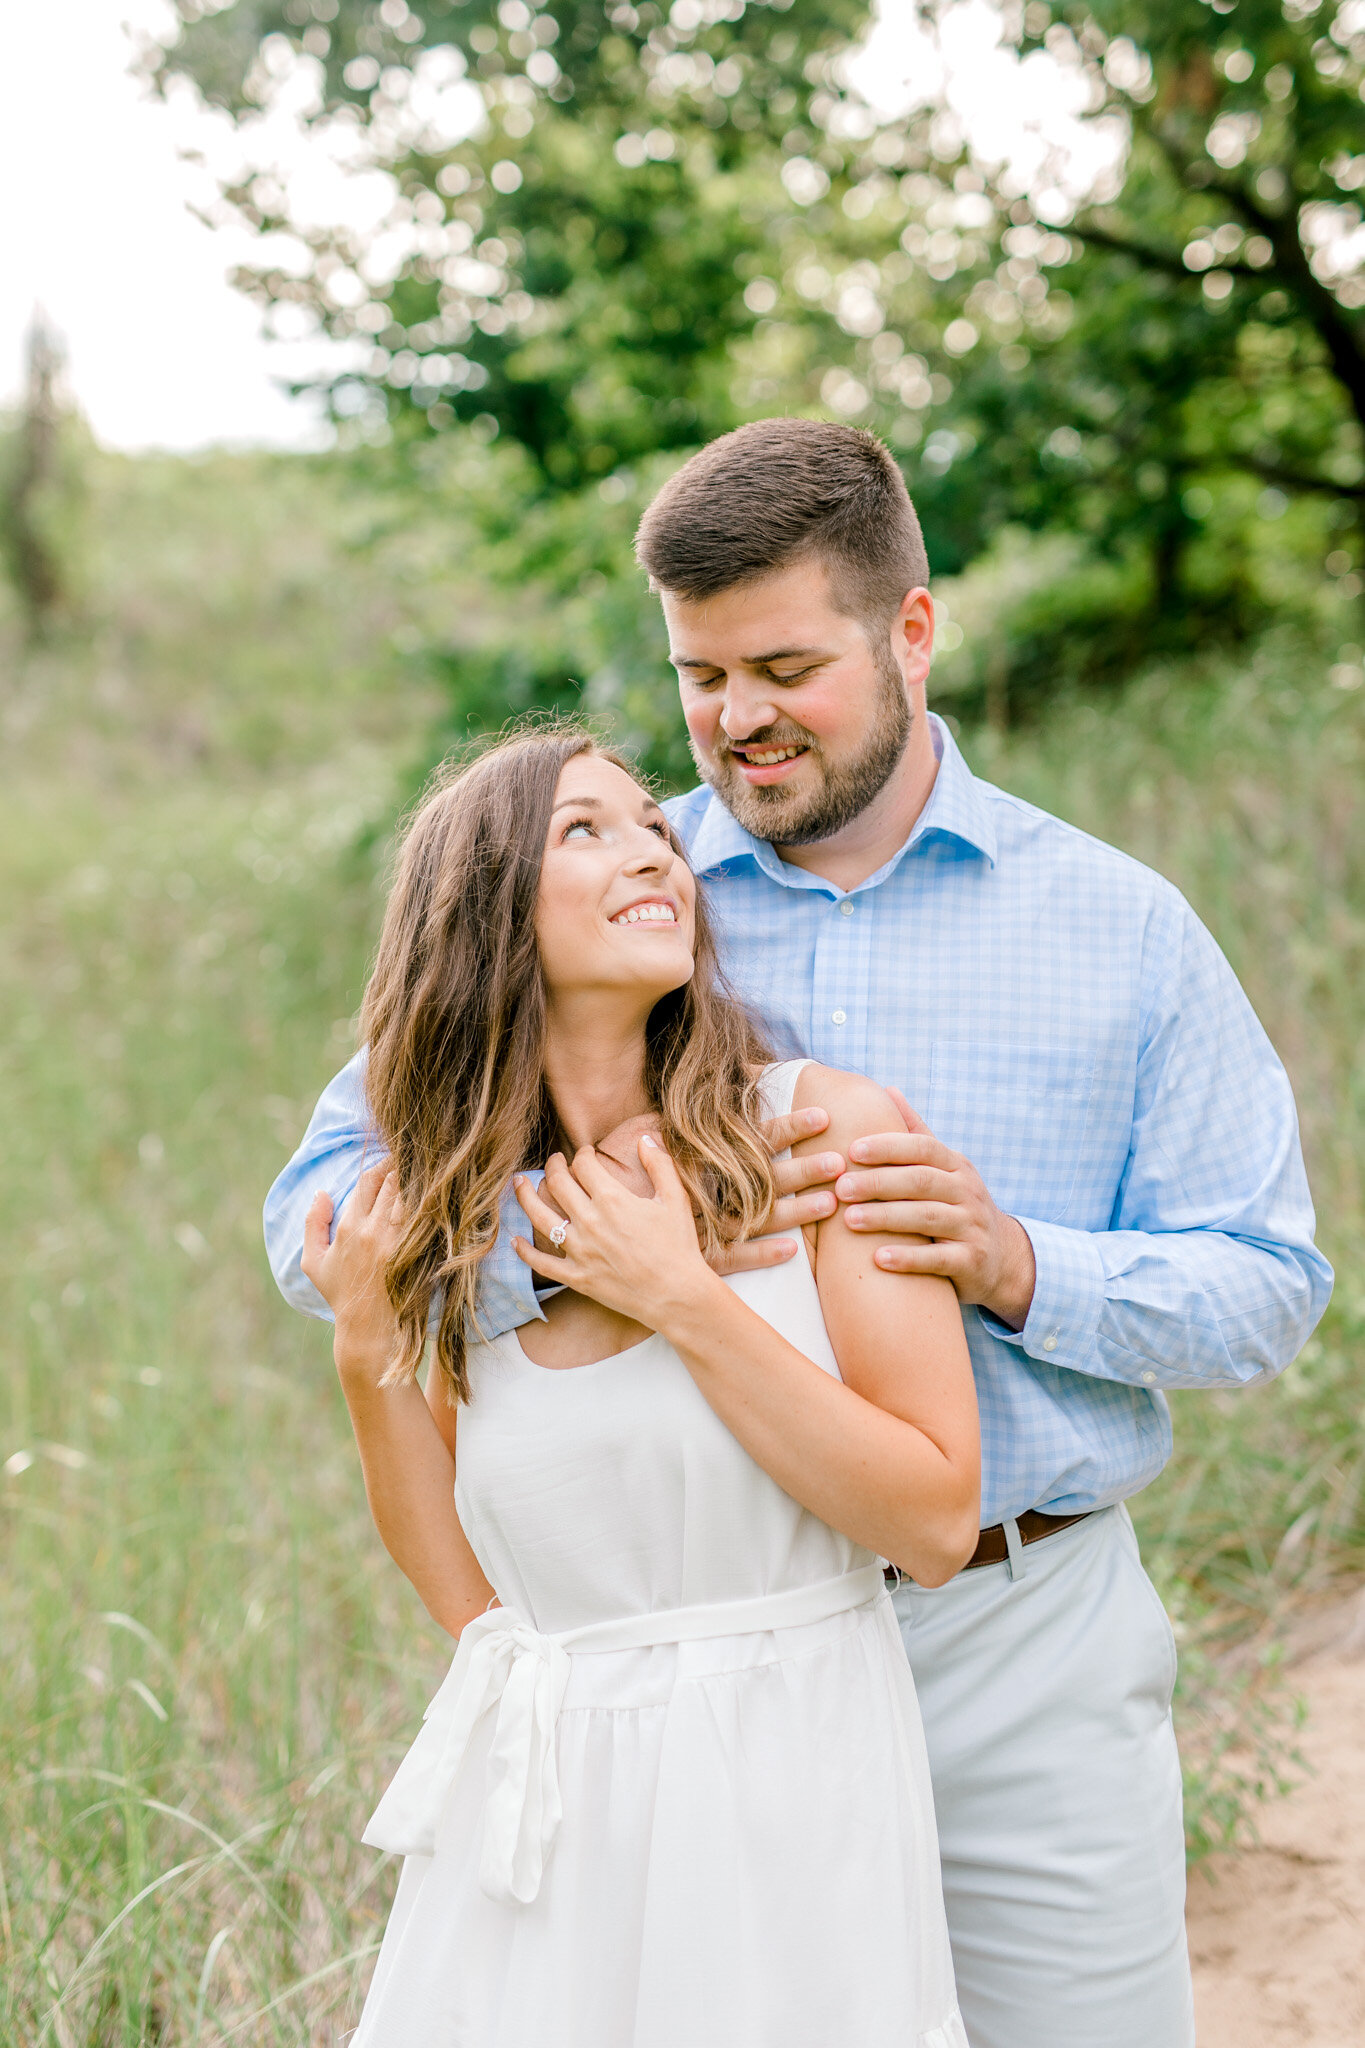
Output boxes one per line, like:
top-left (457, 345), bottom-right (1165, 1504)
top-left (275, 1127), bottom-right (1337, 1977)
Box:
top-left (984, 1215), bottom-right (1037, 1332)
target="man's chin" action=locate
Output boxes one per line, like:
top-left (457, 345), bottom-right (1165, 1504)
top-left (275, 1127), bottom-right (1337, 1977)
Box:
top-left (704, 763), bottom-right (826, 844)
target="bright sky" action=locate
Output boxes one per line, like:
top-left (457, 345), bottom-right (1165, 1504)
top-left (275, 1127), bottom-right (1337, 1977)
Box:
top-left (0, 0), bottom-right (1115, 451)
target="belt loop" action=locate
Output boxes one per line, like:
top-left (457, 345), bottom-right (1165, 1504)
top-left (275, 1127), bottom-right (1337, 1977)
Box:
top-left (1002, 1517), bottom-right (1027, 1582)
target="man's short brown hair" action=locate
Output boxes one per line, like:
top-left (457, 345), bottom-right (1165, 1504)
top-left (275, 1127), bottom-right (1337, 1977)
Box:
top-left (634, 418), bottom-right (929, 624)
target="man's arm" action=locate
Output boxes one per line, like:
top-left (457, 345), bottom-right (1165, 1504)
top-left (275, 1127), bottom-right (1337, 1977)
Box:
top-left (838, 894), bottom-right (1333, 1392)
top-left (262, 1050), bottom-right (543, 1334)
top-left (266, 1053), bottom-right (843, 1330)
top-left (1006, 896), bottom-right (1333, 1391)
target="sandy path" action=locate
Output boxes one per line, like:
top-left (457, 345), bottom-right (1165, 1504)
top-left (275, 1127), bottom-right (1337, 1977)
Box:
top-left (1187, 1591), bottom-right (1365, 2045)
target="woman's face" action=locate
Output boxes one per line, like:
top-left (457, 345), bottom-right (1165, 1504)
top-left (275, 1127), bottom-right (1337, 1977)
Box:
top-left (536, 754), bottom-right (697, 1014)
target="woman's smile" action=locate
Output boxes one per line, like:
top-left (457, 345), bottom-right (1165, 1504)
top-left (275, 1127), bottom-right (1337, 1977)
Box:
top-left (609, 896), bottom-right (679, 927)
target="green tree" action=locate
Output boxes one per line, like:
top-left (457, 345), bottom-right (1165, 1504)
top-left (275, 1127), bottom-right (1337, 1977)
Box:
top-left (1, 314), bottom-right (77, 639)
top-left (151, 0), bottom-right (868, 483)
top-left (152, 0), bottom-right (897, 771)
top-left (857, 0), bottom-right (1365, 701)
top-left (151, 0), bottom-right (1365, 736)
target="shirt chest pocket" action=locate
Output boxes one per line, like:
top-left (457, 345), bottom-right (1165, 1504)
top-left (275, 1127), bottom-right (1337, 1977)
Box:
top-left (925, 1040), bottom-right (1096, 1224)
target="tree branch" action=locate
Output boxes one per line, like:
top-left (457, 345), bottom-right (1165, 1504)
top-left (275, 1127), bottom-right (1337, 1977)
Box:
top-left (1234, 454), bottom-right (1365, 500)
top-left (1070, 218), bottom-right (1259, 283)
top-left (1135, 109), bottom-right (1365, 435)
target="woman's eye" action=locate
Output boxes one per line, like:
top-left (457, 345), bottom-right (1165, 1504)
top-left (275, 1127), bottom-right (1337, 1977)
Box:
top-left (649, 821), bottom-right (670, 839)
top-left (562, 820), bottom-right (594, 840)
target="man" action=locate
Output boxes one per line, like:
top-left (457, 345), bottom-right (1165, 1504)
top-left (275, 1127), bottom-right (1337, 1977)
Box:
top-left (266, 419), bottom-right (1331, 2046)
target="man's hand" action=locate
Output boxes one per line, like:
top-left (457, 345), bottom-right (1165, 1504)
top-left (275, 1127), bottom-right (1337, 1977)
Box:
top-left (834, 1089), bottom-right (1036, 1330)
top-left (554, 1107), bottom-right (842, 1282)
top-left (712, 1106), bottom-right (842, 1277)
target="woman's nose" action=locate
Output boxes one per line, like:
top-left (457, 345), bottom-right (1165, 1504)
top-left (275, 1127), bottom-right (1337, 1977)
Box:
top-left (624, 832), bottom-right (671, 873)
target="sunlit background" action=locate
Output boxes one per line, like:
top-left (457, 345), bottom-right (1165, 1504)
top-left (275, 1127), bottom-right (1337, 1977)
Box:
top-left (3, 3), bottom-right (1364, 2042)
top-left (2, 0), bottom-right (1127, 448)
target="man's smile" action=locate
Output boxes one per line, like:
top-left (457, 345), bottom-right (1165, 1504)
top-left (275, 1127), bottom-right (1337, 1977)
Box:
top-left (723, 741), bottom-right (812, 785)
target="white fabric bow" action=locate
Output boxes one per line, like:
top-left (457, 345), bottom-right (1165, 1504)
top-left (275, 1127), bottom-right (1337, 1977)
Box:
top-left (362, 1607), bottom-right (571, 1904)
top-left (361, 1565), bottom-right (886, 1908)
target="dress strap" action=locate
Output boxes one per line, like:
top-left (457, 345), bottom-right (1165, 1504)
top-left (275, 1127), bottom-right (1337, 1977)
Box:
top-left (758, 1057), bottom-right (815, 1125)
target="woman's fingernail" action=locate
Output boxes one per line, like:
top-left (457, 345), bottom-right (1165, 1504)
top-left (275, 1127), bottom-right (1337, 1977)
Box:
top-left (640, 1134), bottom-right (658, 1149)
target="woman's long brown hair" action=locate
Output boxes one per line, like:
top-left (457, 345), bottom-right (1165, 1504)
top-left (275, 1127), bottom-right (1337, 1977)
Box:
top-left (361, 723), bottom-right (776, 1402)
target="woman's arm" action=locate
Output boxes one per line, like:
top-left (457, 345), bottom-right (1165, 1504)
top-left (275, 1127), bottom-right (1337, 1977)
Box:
top-left (514, 1083), bottom-right (981, 1588)
top-left (302, 1169), bottom-right (494, 1637)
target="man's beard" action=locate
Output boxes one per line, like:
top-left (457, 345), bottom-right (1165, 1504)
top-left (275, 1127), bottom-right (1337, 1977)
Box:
top-left (691, 637), bottom-right (912, 848)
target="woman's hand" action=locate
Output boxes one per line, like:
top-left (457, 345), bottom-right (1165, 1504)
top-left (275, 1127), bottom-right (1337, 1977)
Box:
top-left (301, 1162), bottom-right (404, 1373)
top-left (513, 1138), bottom-right (722, 1331)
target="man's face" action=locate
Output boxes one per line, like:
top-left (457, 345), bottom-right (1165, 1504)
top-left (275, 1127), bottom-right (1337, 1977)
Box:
top-left (661, 557), bottom-right (929, 847)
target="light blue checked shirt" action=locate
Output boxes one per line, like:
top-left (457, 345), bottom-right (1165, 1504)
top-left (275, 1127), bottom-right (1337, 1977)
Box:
top-left (264, 716), bottom-right (1331, 1525)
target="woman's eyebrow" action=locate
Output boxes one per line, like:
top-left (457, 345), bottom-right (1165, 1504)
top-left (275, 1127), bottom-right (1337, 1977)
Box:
top-left (550, 795), bottom-right (665, 819)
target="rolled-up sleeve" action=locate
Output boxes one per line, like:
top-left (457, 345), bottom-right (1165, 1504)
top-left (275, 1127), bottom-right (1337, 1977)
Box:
top-left (263, 1051), bottom-right (382, 1320)
top-left (263, 1051), bottom-right (544, 1336)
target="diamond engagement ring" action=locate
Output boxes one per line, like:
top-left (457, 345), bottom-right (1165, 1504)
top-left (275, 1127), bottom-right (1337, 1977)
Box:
top-left (549, 1220), bottom-right (570, 1248)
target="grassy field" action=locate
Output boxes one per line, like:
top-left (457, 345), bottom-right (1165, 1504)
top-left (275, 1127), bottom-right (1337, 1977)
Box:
top-left (2, 448), bottom-right (1362, 2043)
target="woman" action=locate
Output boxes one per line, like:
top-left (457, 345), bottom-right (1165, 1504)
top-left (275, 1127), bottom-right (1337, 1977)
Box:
top-left (301, 726), bottom-right (978, 2047)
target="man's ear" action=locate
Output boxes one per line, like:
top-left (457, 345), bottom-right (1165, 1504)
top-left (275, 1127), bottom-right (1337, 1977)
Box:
top-left (896, 588), bottom-right (934, 690)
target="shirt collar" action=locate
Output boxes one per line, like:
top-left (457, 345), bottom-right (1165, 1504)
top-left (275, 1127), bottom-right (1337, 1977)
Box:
top-left (686, 712), bottom-right (997, 890)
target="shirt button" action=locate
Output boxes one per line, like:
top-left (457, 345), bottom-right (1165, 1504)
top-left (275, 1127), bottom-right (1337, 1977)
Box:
top-left (1043, 1334), bottom-right (1058, 1353)
top-left (839, 899), bottom-right (854, 916)
top-left (1141, 1370), bottom-right (1156, 1385)
top-left (831, 1009), bottom-right (846, 1026)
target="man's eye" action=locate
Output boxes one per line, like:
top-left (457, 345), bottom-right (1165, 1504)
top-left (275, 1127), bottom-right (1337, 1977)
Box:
top-left (769, 668), bottom-right (813, 685)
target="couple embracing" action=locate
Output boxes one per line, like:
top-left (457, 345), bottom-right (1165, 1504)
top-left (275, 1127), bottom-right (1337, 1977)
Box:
top-left (267, 420), bottom-right (1330, 2047)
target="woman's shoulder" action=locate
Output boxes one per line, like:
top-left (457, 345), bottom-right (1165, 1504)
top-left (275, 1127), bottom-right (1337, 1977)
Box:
top-left (790, 1062), bottom-right (906, 1150)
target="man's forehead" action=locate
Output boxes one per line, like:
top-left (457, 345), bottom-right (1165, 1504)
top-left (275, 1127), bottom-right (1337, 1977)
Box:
top-left (661, 556), bottom-right (837, 627)
top-left (662, 577), bottom-right (849, 667)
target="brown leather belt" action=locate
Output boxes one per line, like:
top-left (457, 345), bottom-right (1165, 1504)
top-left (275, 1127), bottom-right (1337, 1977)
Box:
top-left (963, 1508), bottom-right (1093, 1571)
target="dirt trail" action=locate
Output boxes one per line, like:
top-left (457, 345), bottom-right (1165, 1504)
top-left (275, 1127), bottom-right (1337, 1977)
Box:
top-left (1187, 1589), bottom-right (1365, 2046)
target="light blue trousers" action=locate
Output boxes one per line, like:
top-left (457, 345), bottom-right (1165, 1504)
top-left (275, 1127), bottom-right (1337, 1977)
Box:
top-left (894, 1505), bottom-right (1196, 2048)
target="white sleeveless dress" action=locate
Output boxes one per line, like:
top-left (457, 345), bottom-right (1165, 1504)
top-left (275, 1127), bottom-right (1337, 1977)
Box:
top-left (352, 1062), bottom-right (966, 2048)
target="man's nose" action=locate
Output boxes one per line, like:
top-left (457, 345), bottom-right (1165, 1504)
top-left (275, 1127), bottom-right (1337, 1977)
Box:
top-left (719, 681), bottom-right (779, 742)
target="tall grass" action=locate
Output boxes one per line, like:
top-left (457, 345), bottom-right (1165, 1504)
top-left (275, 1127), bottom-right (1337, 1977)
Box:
top-left (1, 450), bottom-right (1361, 2038)
top-left (1, 450), bottom-right (449, 2046)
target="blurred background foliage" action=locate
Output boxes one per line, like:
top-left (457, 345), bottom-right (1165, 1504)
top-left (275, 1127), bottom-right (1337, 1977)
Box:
top-left (129, 0), bottom-right (1365, 738)
top-left (2, 0), bottom-right (1364, 2037)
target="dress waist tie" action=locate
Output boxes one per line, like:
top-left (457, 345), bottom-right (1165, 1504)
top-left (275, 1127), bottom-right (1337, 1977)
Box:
top-left (361, 1563), bottom-right (887, 1905)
